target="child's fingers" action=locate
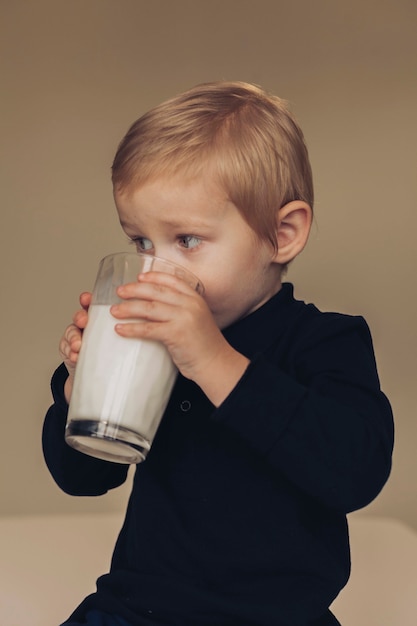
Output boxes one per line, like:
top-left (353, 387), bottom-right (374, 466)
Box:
top-left (112, 280), bottom-right (200, 324)
top-left (58, 294), bottom-right (91, 380)
top-left (69, 292), bottom-right (92, 330)
top-left (120, 271), bottom-right (200, 300)
top-left (73, 307), bottom-right (89, 329)
top-left (115, 275), bottom-right (201, 312)
top-left (139, 270), bottom-right (201, 294)
top-left (59, 324), bottom-right (83, 363)
top-left (79, 291), bottom-right (92, 310)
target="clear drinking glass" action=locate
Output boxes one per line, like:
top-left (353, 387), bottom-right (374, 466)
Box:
top-left (65, 252), bottom-right (203, 464)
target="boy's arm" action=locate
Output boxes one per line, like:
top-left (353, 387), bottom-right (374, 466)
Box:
top-left (42, 363), bottom-right (129, 496)
top-left (211, 314), bottom-right (394, 514)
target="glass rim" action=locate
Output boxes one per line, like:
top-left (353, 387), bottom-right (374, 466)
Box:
top-left (99, 251), bottom-right (204, 295)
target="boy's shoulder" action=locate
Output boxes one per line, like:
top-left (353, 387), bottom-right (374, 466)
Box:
top-left (295, 294), bottom-right (371, 343)
top-left (227, 283), bottom-right (373, 363)
top-left (276, 284), bottom-right (376, 367)
top-left (272, 282), bottom-right (370, 336)
top-left (261, 282), bottom-right (373, 356)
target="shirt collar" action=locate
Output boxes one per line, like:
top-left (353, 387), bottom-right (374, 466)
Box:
top-left (222, 282), bottom-right (302, 360)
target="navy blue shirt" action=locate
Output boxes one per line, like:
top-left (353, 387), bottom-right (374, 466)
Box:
top-left (43, 284), bottom-right (394, 626)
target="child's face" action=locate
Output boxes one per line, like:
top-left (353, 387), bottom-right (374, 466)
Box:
top-left (114, 175), bottom-right (282, 329)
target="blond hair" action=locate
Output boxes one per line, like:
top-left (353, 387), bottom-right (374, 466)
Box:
top-left (112, 81), bottom-right (313, 250)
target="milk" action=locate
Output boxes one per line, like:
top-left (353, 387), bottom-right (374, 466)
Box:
top-left (67, 305), bottom-right (177, 442)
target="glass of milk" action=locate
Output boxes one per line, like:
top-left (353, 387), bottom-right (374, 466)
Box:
top-left (65, 252), bottom-right (204, 464)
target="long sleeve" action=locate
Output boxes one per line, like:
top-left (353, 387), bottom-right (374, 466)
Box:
top-left (45, 284), bottom-right (394, 625)
top-left (213, 309), bottom-right (394, 513)
top-left (42, 363), bottom-right (129, 495)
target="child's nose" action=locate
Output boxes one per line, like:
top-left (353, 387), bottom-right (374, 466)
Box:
top-left (151, 246), bottom-right (176, 265)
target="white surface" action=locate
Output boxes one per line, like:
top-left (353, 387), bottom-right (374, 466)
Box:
top-left (0, 513), bottom-right (416, 626)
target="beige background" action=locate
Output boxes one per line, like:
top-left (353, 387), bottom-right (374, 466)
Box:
top-left (1, 0), bottom-right (416, 530)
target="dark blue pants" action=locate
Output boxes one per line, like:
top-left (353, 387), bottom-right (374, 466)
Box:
top-left (62, 609), bottom-right (131, 626)
top-left (62, 608), bottom-right (341, 626)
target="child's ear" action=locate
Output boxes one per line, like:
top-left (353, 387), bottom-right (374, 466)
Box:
top-left (272, 200), bottom-right (312, 265)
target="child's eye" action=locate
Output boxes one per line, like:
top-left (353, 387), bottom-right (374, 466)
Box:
top-left (130, 237), bottom-right (153, 252)
top-left (178, 235), bottom-right (201, 249)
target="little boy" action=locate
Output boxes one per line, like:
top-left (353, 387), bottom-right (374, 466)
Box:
top-left (43, 82), bottom-right (394, 626)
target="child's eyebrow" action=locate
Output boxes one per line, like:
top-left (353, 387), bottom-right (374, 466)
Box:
top-left (120, 216), bottom-right (213, 231)
top-left (159, 216), bottom-right (213, 230)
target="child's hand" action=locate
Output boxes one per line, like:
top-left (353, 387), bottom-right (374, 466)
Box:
top-left (59, 292), bottom-right (91, 403)
top-left (110, 272), bottom-right (249, 407)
